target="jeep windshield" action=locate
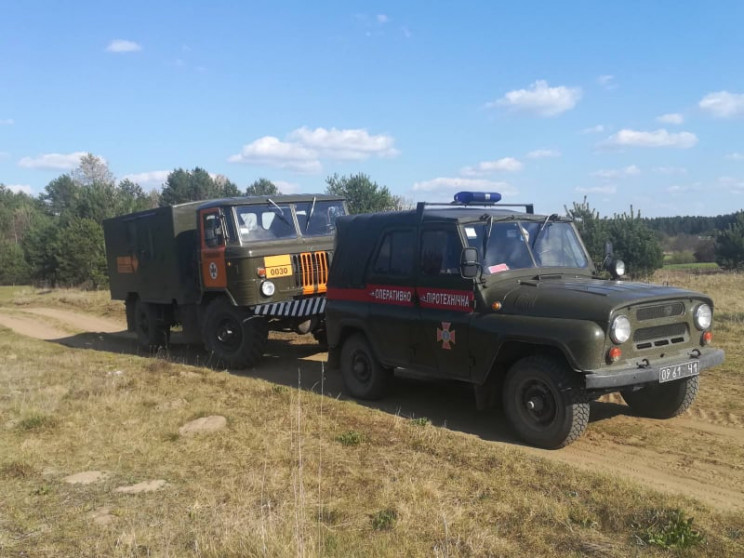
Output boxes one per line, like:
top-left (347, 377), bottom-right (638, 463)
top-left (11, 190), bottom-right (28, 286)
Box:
top-left (295, 200), bottom-right (346, 237)
top-left (463, 220), bottom-right (589, 272)
top-left (235, 204), bottom-right (296, 241)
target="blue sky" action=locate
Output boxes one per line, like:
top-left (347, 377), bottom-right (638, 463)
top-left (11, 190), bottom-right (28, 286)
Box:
top-left (2, 1), bottom-right (744, 217)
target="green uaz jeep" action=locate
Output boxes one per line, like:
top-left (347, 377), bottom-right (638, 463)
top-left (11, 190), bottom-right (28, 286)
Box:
top-left (325, 191), bottom-right (725, 449)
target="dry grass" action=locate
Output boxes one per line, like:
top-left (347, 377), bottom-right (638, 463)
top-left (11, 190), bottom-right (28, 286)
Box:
top-left (1, 286), bottom-right (124, 319)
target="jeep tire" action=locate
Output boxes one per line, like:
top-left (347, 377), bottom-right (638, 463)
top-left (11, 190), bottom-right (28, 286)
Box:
top-left (621, 376), bottom-right (698, 419)
top-left (340, 333), bottom-right (391, 400)
top-left (203, 298), bottom-right (268, 369)
top-left (134, 300), bottom-right (169, 350)
top-left (503, 355), bottom-right (589, 449)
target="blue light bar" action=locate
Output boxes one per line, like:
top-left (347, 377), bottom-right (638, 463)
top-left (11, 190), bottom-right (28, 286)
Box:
top-left (454, 191), bottom-right (502, 204)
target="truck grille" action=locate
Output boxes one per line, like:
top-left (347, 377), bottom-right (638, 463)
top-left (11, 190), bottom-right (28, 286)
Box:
top-left (634, 323), bottom-right (688, 349)
top-left (293, 251), bottom-right (329, 294)
top-left (636, 302), bottom-right (685, 321)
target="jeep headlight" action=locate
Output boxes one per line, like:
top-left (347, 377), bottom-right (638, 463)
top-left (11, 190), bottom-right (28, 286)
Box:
top-left (260, 280), bottom-right (275, 297)
top-left (694, 303), bottom-right (712, 330)
top-left (610, 315), bottom-right (631, 344)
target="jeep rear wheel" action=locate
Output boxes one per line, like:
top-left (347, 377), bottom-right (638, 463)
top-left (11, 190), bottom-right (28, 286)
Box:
top-left (621, 376), bottom-right (698, 419)
top-left (134, 300), bottom-right (169, 350)
top-left (503, 355), bottom-right (589, 449)
top-left (203, 299), bottom-right (268, 369)
top-left (340, 333), bottom-right (391, 400)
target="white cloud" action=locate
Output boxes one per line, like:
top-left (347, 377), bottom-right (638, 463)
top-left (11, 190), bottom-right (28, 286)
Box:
top-left (666, 184), bottom-right (701, 194)
top-left (489, 80), bottom-right (582, 117)
top-left (229, 127), bottom-right (398, 173)
top-left (460, 157), bottom-right (523, 176)
top-left (699, 91), bottom-right (744, 118)
top-left (121, 170), bottom-right (170, 188)
top-left (376, 14), bottom-right (388, 23)
top-left (287, 127), bottom-right (398, 160)
top-left (653, 166), bottom-right (687, 175)
top-left (580, 124), bottom-right (605, 134)
top-left (601, 129), bottom-right (698, 149)
top-left (597, 75), bottom-right (616, 89)
top-left (7, 184), bottom-right (33, 195)
top-left (274, 180), bottom-right (301, 194)
top-left (575, 185), bottom-right (617, 194)
top-left (657, 113), bottom-right (684, 125)
top-left (18, 151), bottom-right (90, 170)
top-left (106, 39), bottom-right (142, 53)
top-left (412, 177), bottom-right (518, 198)
top-left (726, 152), bottom-right (744, 161)
top-left (590, 165), bottom-right (641, 179)
top-left (526, 149), bottom-right (561, 159)
top-left (0, 118), bottom-right (13, 126)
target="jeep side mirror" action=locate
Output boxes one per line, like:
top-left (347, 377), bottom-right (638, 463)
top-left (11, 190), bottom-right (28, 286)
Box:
top-left (460, 247), bottom-right (480, 279)
top-left (602, 242), bottom-right (625, 279)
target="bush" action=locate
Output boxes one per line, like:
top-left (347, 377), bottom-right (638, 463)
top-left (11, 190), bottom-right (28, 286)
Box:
top-left (715, 211), bottom-right (744, 270)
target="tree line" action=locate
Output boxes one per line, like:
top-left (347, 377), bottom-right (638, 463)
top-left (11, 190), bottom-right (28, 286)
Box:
top-left (2, 155), bottom-right (744, 288)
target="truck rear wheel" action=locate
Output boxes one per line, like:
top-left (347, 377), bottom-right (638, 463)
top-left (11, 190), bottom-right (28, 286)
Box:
top-left (203, 299), bottom-right (268, 369)
top-left (503, 355), bottom-right (589, 449)
top-left (340, 333), bottom-right (391, 400)
top-left (134, 300), bottom-right (169, 350)
top-left (621, 376), bottom-right (698, 419)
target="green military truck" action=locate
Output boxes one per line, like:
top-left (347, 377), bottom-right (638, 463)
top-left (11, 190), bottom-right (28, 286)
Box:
top-left (103, 194), bottom-right (346, 368)
top-left (325, 191), bottom-right (725, 449)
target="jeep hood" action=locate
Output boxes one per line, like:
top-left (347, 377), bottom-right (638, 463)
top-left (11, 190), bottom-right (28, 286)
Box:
top-left (487, 275), bottom-right (710, 323)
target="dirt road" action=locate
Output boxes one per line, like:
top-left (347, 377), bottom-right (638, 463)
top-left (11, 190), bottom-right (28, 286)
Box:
top-left (1, 305), bottom-right (742, 512)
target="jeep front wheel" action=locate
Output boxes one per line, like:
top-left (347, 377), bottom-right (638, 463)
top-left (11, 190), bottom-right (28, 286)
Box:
top-left (340, 333), bottom-right (391, 400)
top-left (621, 376), bottom-right (698, 419)
top-left (203, 299), bottom-right (268, 369)
top-left (503, 355), bottom-right (589, 449)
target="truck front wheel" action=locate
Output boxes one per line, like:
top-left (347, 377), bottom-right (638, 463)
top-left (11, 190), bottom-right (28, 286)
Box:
top-left (340, 333), bottom-right (391, 400)
top-left (134, 300), bottom-right (169, 350)
top-left (503, 355), bottom-right (589, 449)
top-left (203, 299), bottom-right (268, 369)
top-left (621, 376), bottom-right (698, 419)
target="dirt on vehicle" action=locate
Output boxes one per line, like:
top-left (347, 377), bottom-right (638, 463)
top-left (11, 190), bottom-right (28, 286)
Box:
top-left (0, 303), bottom-right (742, 513)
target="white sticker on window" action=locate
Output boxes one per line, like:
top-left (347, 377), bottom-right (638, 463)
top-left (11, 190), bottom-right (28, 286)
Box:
top-left (465, 227), bottom-right (477, 239)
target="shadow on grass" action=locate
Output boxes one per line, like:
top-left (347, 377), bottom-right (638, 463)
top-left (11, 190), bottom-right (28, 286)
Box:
top-left (47, 329), bottom-right (632, 448)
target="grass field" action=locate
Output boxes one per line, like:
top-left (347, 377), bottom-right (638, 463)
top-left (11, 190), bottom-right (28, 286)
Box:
top-left (1, 276), bottom-right (743, 556)
top-left (662, 262), bottom-right (720, 271)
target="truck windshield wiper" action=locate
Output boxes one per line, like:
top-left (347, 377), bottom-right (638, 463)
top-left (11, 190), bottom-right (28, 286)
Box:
top-left (305, 196), bottom-right (317, 232)
top-left (267, 198), bottom-right (292, 226)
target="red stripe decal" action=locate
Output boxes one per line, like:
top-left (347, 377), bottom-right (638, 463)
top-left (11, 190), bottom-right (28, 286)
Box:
top-left (417, 287), bottom-right (473, 312)
top-left (328, 285), bottom-right (473, 312)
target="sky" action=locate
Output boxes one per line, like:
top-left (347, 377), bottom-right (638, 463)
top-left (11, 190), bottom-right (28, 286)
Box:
top-left (2, 1), bottom-right (744, 218)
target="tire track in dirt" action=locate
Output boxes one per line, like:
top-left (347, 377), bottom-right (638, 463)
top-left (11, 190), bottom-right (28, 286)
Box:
top-left (1, 306), bottom-right (743, 512)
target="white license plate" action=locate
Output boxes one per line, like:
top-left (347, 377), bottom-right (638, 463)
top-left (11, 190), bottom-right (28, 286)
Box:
top-left (659, 361), bottom-right (699, 383)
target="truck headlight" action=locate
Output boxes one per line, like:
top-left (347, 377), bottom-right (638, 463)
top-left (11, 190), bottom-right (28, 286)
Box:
top-left (694, 303), bottom-right (712, 330)
top-left (260, 280), bottom-right (275, 297)
top-left (610, 315), bottom-right (631, 344)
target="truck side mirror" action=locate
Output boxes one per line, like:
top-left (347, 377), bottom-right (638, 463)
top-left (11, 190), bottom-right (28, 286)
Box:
top-left (460, 247), bottom-right (480, 279)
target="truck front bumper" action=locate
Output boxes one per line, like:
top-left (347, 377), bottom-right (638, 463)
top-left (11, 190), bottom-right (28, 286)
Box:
top-left (583, 348), bottom-right (725, 390)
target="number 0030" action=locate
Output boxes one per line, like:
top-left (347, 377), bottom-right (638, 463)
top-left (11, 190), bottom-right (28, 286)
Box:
top-left (268, 265), bottom-right (291, 277)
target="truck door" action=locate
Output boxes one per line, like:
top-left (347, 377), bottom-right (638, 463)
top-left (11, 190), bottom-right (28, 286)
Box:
top-left (412, 226), bottom-right (474, 378)
top-left (199, 208), bottom-right (227, 290)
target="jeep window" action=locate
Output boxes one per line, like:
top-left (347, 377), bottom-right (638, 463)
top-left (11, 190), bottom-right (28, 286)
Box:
top-left (421, 229), bottom-right (462, 275)
top-left (464, 221), bottom-right (588, 272)
top-left (235, 204), bottom-right (297, 242)
top-left (372, 230), bottom-right (415, 276)
top-left (295, 200), bottom-right (346, 237)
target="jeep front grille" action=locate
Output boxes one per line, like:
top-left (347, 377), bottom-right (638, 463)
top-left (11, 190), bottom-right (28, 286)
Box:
top-left (636, 302), bottom-right (685, 321)
top-left (634, 323), bottom-right (688, 349)
top-left (293, 251), bottom-right (329, 294)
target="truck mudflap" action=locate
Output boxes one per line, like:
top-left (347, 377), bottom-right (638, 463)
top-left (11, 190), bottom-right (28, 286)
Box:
top-left (583, 348), bottom-right (725, 390)
top-left (253, 296), bottom-right (326, 317)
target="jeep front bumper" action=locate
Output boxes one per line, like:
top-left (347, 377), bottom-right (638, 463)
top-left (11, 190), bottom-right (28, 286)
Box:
top-left (583, 348), bottom-right (725, 390)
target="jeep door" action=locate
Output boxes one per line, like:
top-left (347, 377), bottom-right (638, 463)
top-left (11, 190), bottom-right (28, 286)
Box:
top-left (413, 226), bottom-right (475, 378)
top-left (365, 228), bottom-right (416, 367)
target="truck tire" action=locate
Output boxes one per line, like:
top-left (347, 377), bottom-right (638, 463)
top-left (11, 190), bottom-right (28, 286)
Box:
top-left (503, 355), bottom-right (589, 449)
top-left (203, 299), bottom-right (268, 369)
top-left (134, 300), bottom-right (169, 350)
top-left (340, 333), bottom-right (392, 400)
top-left (621, 376), bottom-right (698, 419)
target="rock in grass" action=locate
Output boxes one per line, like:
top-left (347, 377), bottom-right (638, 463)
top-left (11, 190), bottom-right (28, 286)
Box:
top-left (178, 415), bottom-right (227, 436)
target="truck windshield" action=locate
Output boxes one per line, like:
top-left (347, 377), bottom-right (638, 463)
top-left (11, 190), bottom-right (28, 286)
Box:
top-left (235, 204), bottom-right (296, 241)
top-left (463, 220), bottom-right (589, 273)
top-left (294, 200), bottom-right (346, 237)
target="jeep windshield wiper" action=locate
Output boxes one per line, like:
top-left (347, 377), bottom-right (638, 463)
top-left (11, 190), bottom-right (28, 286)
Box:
top-left (267, 198), bottom-right (292, 227)
top-left (531, 213), bottom-right (557, 249)
top-left (305, 196), bottom-right (317, 232)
